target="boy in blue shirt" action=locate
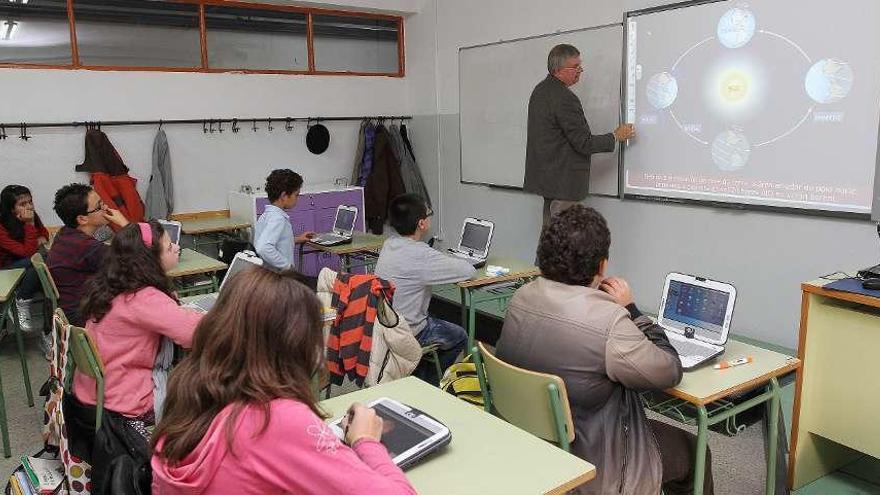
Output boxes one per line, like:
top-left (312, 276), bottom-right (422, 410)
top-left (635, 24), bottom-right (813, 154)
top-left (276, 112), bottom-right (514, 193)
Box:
top-left (254, 169), bottom-right (315, 271)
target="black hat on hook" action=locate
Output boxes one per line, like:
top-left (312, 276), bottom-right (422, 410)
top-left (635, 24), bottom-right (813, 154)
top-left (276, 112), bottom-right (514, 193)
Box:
top-left (306, 119), bottom-right (330, 155)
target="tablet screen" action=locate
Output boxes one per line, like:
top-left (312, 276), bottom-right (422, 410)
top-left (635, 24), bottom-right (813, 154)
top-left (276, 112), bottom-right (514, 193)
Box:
top-left (373, 402), bottom-right (435, 458)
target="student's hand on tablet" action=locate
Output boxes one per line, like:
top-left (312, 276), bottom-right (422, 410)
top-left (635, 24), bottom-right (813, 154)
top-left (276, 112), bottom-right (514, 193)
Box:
top-left (600, 277), bottom-right (634, 307)
top-left (343, 402), bottom-right (384, 446)
top-left (296, 231), bottom-right (317, 244)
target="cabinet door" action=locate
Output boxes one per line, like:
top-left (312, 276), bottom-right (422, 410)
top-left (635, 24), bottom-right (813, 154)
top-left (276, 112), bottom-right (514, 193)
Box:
top-left (290, 212), bottom-right (318, 276)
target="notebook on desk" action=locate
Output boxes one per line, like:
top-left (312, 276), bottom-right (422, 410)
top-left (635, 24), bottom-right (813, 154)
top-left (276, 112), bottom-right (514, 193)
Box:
top-left (183, 251), bottom-right (263, 313)
top-left (657, 273), bottom-right (737, 370)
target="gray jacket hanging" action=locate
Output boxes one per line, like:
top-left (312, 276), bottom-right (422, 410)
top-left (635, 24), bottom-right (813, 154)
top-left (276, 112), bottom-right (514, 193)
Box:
top-left (146, 129), bottom-right (173, 220)
top-left (389, 124), bottom-right (432, 208)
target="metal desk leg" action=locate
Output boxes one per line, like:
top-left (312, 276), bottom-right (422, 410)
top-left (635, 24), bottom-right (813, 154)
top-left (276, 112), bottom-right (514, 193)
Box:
top-left (341, 254), bottom-right (351, 273)
top-left (460, 287), bottom-right (471, 350)
top-left (765, 377), bottom-right (780, 495)
top-left (211, 274), bottom-right (219, 292)
top-left (297, 244), bottom-right (305, 271)
top-left (9, 300), bottom-right (33, 407)
top-left (0, 303), bottom-right (11, 457)
top-left (693, 405), bottom-right (710, 495)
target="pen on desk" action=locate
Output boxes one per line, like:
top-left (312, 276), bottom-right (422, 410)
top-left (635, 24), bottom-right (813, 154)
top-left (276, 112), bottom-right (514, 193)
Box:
top-left (713, 356), bottom-right (753, 369)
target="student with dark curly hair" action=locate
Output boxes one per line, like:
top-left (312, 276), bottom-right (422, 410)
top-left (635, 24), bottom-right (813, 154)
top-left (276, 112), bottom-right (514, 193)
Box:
top-left (47, 183), bottom-right (129, 326)
top-left (0, 185), bottom-right (50, 329)
top-left (254, 169), bottom-right (316, 271)
top-left (152, 268), bottom-right (416, 494)
top-left (70, 221), bottom-right (203, 452)
top-left (497, 205), bottom-right (712, 495)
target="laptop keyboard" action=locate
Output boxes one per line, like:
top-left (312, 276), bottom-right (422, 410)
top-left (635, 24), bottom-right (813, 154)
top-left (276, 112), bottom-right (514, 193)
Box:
top-left (314, 234), bottom-right (346, 244)
top-left (188, 294), bottom-right (217, 313)
top-left (669, 337), bottom-right (711, 358)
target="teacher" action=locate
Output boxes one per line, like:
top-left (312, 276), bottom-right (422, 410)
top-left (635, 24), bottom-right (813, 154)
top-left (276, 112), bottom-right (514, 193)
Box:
top-left (524, 43), bottom-right (635, 235)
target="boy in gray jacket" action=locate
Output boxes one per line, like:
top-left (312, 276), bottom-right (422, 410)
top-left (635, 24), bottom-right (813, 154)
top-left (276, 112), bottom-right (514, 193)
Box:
top-left (375, 194), bottom-right (475, 383)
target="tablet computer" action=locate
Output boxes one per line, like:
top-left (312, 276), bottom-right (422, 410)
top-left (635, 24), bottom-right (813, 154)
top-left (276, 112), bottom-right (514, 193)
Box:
top-left (329, 398), bottom-right (451, 470)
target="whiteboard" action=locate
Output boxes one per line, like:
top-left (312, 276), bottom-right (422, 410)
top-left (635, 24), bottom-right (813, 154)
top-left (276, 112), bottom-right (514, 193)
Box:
top-left (459, 24), bottom-right (624, 195)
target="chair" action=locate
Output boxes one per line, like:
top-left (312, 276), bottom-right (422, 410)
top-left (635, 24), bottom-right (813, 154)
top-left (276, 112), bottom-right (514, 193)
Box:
top-left (30, 253), bottom-right (59, 314)
top-left (421, 343), bottom-right (444, 383)
top-left (472, 342), bottom-right (575, 451)
top-left (69, 326), bottom-right (105, 430)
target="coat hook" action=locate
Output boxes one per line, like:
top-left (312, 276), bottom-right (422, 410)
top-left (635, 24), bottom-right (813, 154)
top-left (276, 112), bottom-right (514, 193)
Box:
top-left (158, 119), bottom-right (163, 130)
top-left (19, 123), bottom-right (30, 141)
top-left (232, 119), bottom-right (240, 133)
top-left (285, 118), bottom-right (293, 132)
top-left (97, 121), bottom-right (101, 131)
top-left (252, 119), bottom-right (258, 132)
top-left (218, 120), bottom-right (224, 133)
top-left (268, 118), bottom-right (273, 132)
top-left (0, 125), bottom-right (6, 140)
top-left (203, 120), bottom-right (208, 133)
top-left (209, 120), bottom-right (215, 133)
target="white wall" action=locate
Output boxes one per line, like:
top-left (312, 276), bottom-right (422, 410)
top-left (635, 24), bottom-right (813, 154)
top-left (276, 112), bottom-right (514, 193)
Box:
top-left (407, 0), bottom-right (879, 349)
top-left (0, 68), bottom-right (407, 223)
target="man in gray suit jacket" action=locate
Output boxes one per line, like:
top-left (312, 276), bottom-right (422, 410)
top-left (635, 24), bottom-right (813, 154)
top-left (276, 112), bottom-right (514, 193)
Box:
top-left (524, 44), bottom-right (635, 233)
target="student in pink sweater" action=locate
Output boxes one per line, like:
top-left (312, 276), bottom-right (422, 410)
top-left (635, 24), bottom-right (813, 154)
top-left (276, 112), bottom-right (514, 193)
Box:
top-left (72, 221), bottom-right (202, 431)
top-left (151, 268), bottom-right (416, 495)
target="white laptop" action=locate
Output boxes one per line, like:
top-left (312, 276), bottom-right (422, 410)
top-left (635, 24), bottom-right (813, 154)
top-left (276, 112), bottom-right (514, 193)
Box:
top-left (657, 273), bottom-right (737, 369)
top-left (311, 205), bottom-right (358, 246)
top-left (447, 217), bottom-right (494, 268)
top-left (184, 251), bottom-right (263, 313)
top-left (157, 219), bottom-right (182, 245)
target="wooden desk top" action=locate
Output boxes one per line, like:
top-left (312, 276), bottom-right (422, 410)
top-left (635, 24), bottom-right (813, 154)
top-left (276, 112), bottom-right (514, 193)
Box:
top-left (801, 275), bottom-right (880, 310)
top-left (180, 217), bottom-right (251, 235)
top-left (0, 269), bottom-right (25, 303)
top-left (667, 340), bottom-right (800, 406)
top-left (305, 233), bottom-right (387, 255)
top-left (320, 377), bottom-right (595, 495)
top-left (167, 249), bottom-right (228, 278)
top-left (457, 256), bottom-right (541, 289)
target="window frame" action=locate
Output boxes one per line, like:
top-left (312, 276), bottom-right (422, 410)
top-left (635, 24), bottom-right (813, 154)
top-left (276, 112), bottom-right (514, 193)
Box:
top-left (0, 0), bottom-right (405, 77)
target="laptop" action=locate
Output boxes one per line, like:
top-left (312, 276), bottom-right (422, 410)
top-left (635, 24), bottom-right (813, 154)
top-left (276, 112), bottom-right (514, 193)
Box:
top-left (157, 219), bottom-right (182, 245)
top-left (657, 273), bottom-right (737, 369)
top-left (447, 217), bottom-right (494, 268)
top-left (184, 251), bottom-right (263, 313)
top-left (311, 205), bottom-right (358, 247)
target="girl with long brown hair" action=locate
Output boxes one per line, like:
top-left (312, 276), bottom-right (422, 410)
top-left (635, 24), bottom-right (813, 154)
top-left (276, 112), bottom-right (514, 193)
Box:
top-left (72, 220), bottom-right (202, 430)
top-left (151, 268), bottom-right (415, 495)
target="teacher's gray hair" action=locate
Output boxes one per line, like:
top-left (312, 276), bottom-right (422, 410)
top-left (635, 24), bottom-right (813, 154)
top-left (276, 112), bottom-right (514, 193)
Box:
top-left (547, 44), bottom-right (580, 74)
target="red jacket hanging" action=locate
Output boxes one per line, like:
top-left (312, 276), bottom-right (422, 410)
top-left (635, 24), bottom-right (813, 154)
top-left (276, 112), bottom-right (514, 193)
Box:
top-left (76, 128), bottom-right (145, 227)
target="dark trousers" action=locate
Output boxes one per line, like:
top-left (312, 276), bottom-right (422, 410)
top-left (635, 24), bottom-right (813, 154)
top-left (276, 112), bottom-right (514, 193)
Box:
top-left (650, 419), bottom-right (715, 495)
top-left (6, 257), bottom-right (40, 299)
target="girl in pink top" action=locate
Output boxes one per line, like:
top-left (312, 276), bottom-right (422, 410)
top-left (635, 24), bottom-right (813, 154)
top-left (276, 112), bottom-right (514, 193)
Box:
top-left (152, 268), bottom-right (416, 495)
top-left (74, 220), bottom-right (203, 421)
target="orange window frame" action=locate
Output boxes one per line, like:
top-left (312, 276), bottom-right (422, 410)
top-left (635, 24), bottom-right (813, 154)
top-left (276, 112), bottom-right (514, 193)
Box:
top-left (0, 0), bottom-right (404, 77)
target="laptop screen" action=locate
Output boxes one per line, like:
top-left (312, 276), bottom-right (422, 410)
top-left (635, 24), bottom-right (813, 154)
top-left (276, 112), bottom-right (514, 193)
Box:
top-left (161, 222), bottom-right (180, 245)
top-left (460, 222), bottom-right (491, 253)
top-left (662, 280), bottom-right (730, 340)
top-left (219, 255), bottom-right (260, 292)
top-left (334, 208), bottom-right (357, 233)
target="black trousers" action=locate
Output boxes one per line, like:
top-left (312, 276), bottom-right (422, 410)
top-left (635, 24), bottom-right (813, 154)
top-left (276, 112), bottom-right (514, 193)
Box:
top-left (649, 419), bottom-right (715, 495)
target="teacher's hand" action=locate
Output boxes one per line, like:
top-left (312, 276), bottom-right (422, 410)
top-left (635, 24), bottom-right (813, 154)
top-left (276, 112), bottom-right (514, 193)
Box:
top-left (613, 124), bottom-right (636, 142)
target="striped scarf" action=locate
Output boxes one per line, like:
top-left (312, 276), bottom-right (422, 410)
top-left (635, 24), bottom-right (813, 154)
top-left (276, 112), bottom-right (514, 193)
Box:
top-left (326, 273), bottom-right (395, 386)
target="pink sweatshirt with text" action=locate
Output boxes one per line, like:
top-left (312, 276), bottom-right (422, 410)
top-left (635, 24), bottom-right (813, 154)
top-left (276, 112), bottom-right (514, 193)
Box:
top-left (152, 399), bottom-right (417, 495)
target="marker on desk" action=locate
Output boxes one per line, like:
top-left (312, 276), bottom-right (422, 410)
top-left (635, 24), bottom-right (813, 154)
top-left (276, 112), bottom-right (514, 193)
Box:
top-left (713, 356), bottom-right (753, 370)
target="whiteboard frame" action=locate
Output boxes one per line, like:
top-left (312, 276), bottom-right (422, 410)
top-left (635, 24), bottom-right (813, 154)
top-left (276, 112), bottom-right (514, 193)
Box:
top-left (457, 22), bottom-right (623, 197)
top-left (620, 0), bottom-right (876, 220)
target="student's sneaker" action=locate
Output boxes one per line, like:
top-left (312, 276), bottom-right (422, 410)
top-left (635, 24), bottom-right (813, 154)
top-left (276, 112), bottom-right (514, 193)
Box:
top-left (14, 298), bottom-right (35, 332)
